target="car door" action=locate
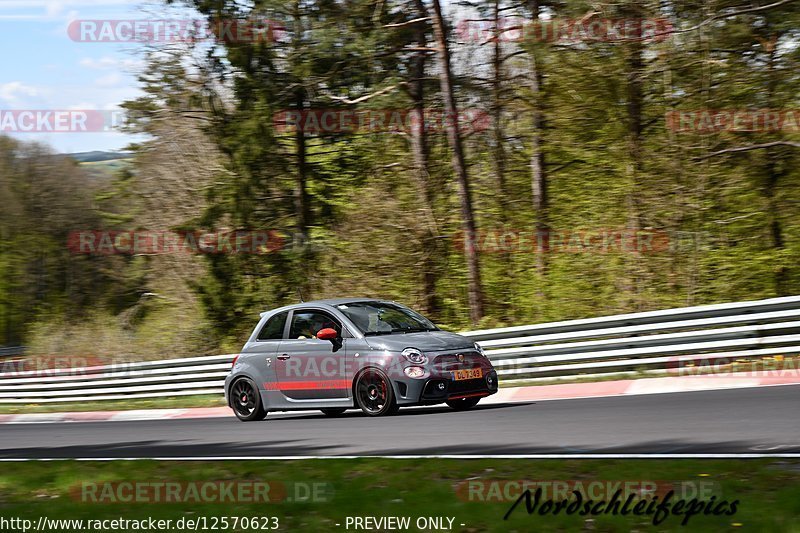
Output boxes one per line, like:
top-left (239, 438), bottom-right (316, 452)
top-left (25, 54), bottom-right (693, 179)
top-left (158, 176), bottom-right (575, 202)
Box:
top-left (241, 311), bottom-right (288, 403)
top-left (274, 308), bottom-right (350, 401)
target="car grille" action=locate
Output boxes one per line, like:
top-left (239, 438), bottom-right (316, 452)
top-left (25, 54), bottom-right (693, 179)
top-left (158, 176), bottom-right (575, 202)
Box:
top-left (433, 351), bottom-right (483, 372)
top-left (447, 377), bottom-right (487, 394)
top-left (420, 368), bottom-right (498, 401)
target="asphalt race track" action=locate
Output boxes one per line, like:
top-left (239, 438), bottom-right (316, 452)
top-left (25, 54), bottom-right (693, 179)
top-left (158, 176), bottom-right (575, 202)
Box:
top-left (1, 386), bottom-right (799, 459)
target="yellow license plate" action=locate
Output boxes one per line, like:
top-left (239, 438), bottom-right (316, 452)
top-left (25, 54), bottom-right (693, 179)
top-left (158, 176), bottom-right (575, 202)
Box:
top-left (452, 368), bottom-right (482, 381)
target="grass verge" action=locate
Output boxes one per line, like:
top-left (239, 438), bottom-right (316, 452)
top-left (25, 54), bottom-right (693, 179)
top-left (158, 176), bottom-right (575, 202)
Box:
top-left (0, 459), bottom-right (798, 531)
top-left (0, 395), bottom-right (226, 415)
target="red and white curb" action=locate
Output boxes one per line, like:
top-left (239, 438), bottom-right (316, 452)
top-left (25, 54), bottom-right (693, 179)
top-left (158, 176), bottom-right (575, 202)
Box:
top-left (1, 371), bottom-right (799, 425)
top-left (496, 371), bottom-right (800, 403)
top-left (0, 407), bottom-right (231, 425)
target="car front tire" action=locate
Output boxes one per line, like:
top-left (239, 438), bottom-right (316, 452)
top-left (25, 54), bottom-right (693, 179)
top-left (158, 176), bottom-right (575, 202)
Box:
top-left (230, 377), bottom-right (267, 422)
top-left (446, 396), bottom-right (481, 411)
top-left (354, 368), bottom-right (398, 417)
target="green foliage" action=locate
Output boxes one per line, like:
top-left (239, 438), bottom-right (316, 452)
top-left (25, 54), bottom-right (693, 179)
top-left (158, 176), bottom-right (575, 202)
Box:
top-left (2, 459), bottom-right (800, 531)
top-left (3, 0), bottom-right (800, 354)
top-left (0, 137), bottom-right (114, 344)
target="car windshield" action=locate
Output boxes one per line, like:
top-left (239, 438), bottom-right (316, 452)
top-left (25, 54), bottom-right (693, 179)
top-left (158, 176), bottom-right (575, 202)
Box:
top-left (335, 302), bottom-right (438, 336)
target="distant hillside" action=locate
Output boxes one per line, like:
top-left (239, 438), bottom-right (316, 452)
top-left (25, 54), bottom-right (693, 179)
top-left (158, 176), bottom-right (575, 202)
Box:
top-left (69, 151), bottom-right (135, 181)
top-left (67, 151), bottom-right (134, 163)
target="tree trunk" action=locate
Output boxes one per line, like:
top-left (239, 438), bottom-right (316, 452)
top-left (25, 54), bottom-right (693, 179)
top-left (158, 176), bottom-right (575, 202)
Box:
top-left (429, 0), bottom-right (485, 324)
top-left (291, 2), bottom-right (311, 248)
top-left (293, 88), bottom-right (311, 247)
top-left (491, 0), bottom-right (514, 317)
top-left (491, 0), bottom-right (509, 214)
top-left (528, 0), bottom-right (548, 282)
top-left (763, 46), bottom-right (787, 295)
top-left (408, 0), bottom-right (440, 316)
top-left (624, 36), bottom-right (645, 307)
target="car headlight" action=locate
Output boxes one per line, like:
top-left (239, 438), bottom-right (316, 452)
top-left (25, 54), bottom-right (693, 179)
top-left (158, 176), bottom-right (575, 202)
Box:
top-left (401, 348), bottom-right (427, 365)
top-left (474, 342), bottom-right (487, 357)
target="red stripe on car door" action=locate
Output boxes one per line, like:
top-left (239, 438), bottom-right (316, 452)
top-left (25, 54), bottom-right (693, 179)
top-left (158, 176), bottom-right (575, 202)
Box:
top-left (263, 379), bottom-right (350, 391)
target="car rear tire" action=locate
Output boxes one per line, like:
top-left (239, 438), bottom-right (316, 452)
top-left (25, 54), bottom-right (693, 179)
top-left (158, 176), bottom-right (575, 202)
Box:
top-left (354, 368), bottom-right (398, 417)
top-left (320, 408), bottom-right (347, 417)
top-left (446, 397), bottom-right (481, 411)
top-left (230, 377), bottom-right (267, 422)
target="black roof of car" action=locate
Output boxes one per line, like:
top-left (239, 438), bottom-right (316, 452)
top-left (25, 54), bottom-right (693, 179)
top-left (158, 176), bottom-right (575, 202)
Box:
top-left (304, 297), bottom-right (379, 305)
top-left (261, 298), bottom-right (393, 316)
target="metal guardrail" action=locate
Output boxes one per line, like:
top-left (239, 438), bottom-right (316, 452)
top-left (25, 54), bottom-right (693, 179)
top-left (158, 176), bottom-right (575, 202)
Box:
top-left (0, 346), bottom-right (25, 359)
top-left (1, 296), bottom-right (799, 403)
top-left (0, 355), bottom-right (235, 403)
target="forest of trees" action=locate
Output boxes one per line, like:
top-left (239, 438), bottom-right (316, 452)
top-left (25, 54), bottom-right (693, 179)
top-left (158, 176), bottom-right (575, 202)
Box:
top-left (1, 0), bottom-right (799, 357)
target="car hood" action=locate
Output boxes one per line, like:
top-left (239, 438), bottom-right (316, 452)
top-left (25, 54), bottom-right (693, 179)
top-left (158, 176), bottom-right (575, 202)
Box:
top-left (364, 330), bottom-right (475, 353)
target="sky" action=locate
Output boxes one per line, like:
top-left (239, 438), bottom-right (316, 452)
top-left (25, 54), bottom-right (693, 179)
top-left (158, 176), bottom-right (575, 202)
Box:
top-left (0, 0), bottom-right (193, 153)
top-left (0, 0), bottom-right (474, 155)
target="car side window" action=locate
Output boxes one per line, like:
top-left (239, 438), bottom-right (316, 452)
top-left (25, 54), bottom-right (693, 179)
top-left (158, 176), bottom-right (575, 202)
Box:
top-left (289, 310), bottom-right (342, 339)
top-left (257, 311), bottom-right (288, 341)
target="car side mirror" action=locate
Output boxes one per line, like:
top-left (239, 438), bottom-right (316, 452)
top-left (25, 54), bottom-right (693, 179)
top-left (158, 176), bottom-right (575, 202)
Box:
top-left (317, 328), bottom-right (338, 341)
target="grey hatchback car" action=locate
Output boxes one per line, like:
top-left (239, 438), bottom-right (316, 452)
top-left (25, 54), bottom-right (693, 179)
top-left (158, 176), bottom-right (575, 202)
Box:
top-left (225, 299), bottom-right (499, 421)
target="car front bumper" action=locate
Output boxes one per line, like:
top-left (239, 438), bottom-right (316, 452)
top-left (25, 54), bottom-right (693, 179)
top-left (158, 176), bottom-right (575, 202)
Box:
top-left (394, 368), bottom-right (499, 405)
